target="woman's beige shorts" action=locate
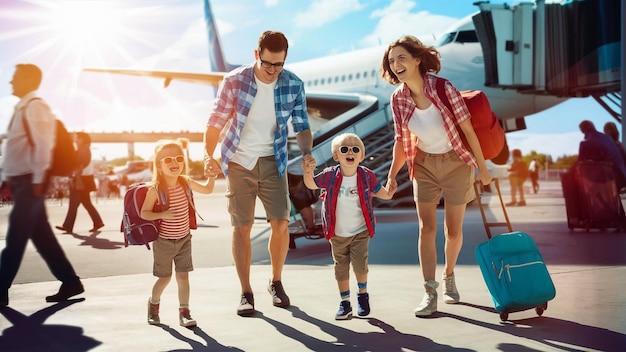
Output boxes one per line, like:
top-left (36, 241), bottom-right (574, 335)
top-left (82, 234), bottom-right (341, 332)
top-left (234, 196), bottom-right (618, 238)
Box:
top-left (412, 149), bottom-right (474, 206)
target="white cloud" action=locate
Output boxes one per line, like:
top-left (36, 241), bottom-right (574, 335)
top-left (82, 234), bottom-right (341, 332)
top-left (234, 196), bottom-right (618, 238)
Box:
top-left (293, 0), bottom-right (364, 28)
top-left (265, 0), bottom-right (279, 7)
top-left (360, 0), bottom-right (458, 47)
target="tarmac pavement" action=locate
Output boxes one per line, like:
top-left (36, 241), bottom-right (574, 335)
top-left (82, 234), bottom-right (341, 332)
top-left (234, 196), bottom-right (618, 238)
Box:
top-left (0, 179), bottom-right (625, 351)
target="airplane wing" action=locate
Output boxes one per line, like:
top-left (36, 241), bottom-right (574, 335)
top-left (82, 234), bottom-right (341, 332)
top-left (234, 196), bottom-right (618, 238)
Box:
top-left (83, 68), bottom-right (225, 88)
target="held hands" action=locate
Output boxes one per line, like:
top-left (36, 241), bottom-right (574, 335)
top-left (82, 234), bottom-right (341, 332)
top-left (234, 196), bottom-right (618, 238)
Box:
top-left (204, 157), bottom-right (221, 178)
top-left (385, 177), bottom-right (397, 197)
top-left (302, 154), bottom-right (316, 174)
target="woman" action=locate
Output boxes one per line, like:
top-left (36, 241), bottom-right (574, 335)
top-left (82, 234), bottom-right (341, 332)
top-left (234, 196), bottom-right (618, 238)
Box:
top-left (381, 35), bottom-right (492, 316)
top-left (56, 132), bottom-right (104, 233)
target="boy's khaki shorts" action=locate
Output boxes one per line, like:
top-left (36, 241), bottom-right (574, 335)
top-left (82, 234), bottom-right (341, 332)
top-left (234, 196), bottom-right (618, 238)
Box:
top-left (413, 149), bottom-right (475, 206)
top-left (330, 230), bottom-right (370, 281)
top-left (226, 156), bottom-right (290, 227)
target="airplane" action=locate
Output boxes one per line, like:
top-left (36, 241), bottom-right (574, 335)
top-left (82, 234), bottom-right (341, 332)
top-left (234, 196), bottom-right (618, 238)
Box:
top-left (83, 0), bottom-right (572, 247)
top-left (84, 0), bottom-right (567, 141)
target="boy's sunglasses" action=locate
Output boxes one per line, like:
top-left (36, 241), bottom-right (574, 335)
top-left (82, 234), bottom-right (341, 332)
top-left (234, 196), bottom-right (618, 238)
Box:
top-left (339, 146), bottom-right (361, 155)
top-left (161, 155), bottom-right (185, 164)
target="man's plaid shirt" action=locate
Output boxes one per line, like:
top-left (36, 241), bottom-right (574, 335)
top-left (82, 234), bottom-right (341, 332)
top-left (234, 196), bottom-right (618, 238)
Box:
top-left (390, 73), bottom-right (476, 180)
top-left (207, 63), bottom-right (309, 177)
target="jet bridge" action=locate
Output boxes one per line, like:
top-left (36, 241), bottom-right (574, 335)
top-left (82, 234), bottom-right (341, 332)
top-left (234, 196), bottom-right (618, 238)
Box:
top-left (472, 0), bottom-right (622, 120)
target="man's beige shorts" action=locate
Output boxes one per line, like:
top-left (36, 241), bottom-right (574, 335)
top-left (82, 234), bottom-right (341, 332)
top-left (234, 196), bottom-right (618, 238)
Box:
top-left (226, 156), bottom-right (290, 227)
top-left (152, 234), bottom-right (193, 277)
top-left (413, 149), bottom-right (474, 206)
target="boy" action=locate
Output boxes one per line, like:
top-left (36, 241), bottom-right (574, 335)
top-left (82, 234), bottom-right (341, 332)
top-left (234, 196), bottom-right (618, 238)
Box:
top-left (302, 133), bottom-right (392, 320)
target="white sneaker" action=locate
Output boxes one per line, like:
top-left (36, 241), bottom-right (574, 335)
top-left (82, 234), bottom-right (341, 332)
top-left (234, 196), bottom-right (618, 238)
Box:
top-left (414, 280), bottom-right (438, 317)
top-left (443, 273), bottom-right (460, 304)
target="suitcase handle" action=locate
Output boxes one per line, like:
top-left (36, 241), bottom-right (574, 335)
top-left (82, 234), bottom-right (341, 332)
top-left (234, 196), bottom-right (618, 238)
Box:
top-left (474, 178), bottom-right (513, 239)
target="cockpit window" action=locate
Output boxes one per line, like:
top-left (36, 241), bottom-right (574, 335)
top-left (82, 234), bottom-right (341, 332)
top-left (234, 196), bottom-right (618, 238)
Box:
top-left (436, 30), bottom-right (479, 47)
top-left (437, 32), bottom-right (456, 47)
top-left (455, 30), bottom-right (479, 43)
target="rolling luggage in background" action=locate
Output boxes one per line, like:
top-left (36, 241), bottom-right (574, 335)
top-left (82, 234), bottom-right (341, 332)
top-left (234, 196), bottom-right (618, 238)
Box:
top-left (574, 161), bottom-right (624, 231)
top-left (473, 179), bottom-right (556, 321)
top-left (560, 170), bottom-right (584, 229)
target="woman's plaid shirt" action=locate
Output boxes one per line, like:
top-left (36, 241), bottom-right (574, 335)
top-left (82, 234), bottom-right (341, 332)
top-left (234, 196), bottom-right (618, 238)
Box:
top-left (390, 73), bottom-right (476, 180)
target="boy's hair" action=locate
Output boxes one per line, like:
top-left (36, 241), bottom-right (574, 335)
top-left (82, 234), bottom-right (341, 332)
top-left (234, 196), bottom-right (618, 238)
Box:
top-left (331, 133), bottom-right (365, 155)
top-left (512, 149), bottom-right (523, 158)
top-left (258, 30), bottom-right (288, 55)
top-left (152, 139), bottom-right (187, 184)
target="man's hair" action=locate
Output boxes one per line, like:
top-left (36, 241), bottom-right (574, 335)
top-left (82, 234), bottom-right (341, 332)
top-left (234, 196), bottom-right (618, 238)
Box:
top-left (258, 31), bottom-right (288, 55)
top-left (579, 120), bottom-right (596, 134)
top-left (16, 63), bottom-right (43, 89)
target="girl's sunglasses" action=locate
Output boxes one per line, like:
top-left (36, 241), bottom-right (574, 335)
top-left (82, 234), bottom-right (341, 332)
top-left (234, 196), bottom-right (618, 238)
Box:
top-left (161, 155), bottom-right (185, 164)
top-left (339, 146), bottom-right (361, 154)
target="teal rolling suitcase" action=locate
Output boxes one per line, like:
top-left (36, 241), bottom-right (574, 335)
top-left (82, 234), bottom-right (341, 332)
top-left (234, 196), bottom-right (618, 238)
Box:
top-left (473, 180), bottom-right (556, 321)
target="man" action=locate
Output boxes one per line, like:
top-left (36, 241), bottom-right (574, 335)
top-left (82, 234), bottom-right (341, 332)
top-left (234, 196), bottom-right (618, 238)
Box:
top-left (0, 64), bottom-right (84, 307)
top-left (204, 31), bottom-right (313, 316)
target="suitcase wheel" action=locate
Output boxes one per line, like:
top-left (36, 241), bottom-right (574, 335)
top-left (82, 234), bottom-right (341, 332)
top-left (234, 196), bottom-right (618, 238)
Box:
top-left (535, 302), bottom-right (548, 316)
top-left (499, 312), bottom-right (509, 321)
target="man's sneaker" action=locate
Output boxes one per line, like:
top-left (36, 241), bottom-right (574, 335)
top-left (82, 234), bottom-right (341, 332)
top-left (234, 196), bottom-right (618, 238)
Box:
top-left (179, 308), bottom-right (197, 327)
top-left (335, 300), bottom-right (353, 320)
top-left (357, 293), bottom-right (370, 316)
top-left (267, 280), bottom-right (290, 308)
top-left (237, 293), bottom-right (255, 316)
top-left (443, 273), bottom-right (460, 304)
top-left (45, 281), bottom-right (84, 302)
top-left (147, 299), bottom-right (160, 325)
top-left (414, 280), bottom-right (438, 317)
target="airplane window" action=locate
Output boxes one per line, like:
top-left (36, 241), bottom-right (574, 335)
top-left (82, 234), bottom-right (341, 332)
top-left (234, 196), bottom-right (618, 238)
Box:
top-left (363, 71), bottom-right (368, 78)
top-left (320, 78), bottom-right (325, 85)
top-left (371, 70), bottom-right (376, 78)
top-left (436, 32), bottom-right (456, 46)
top-left (455, 30), bottom-right (478, 43)
top-left (348, 74), bottom-right (353, 80)
top-left (334, 76), bottom-right (339, 83)
top-left (356, 72), bottom-right (361, 79)
top-left (341, 75), bottom-right (346, 82)
top-left (314, 79), bottom-right (319, 86)
top-left (328, 77), bottom-right (332, 83)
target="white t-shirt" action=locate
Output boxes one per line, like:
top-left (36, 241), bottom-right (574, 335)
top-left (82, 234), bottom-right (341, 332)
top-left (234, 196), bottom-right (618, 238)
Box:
top-left (334, 174), bottom-right (367, 237)
top-left (230, 76), bottom-right (277, 170)
top-left (407, 104), bottom-right (452, 154)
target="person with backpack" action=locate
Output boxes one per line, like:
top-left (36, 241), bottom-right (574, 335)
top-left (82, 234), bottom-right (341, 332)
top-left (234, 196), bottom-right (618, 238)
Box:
top-left (380, 36), bottom-right (492, 317)
top-left (0, 63), bottom-right (84, 307)
top-left (55, 132), bottom-right (105, 234)
top-left (142, 139), bottom-right (217, 327)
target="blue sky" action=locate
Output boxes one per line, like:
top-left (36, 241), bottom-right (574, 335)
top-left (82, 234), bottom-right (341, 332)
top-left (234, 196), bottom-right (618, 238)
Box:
top-left (0, 0), bottom-right (618, 160)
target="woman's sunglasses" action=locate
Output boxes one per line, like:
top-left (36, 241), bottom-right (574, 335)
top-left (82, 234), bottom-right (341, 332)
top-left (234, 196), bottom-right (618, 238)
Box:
top-left (161, 155), bottom-right (185, 164)
top-left (339, 146), bottom-right (361, 154)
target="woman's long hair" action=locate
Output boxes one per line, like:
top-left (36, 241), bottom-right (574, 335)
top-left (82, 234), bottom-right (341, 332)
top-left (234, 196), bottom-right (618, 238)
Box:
top-left (381, 35), bottom-right (441, 85)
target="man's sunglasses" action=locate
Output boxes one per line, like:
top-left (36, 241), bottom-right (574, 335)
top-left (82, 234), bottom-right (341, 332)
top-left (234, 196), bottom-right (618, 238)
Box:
top-left (339, 146), bottom-right (361, 154)
top-left (161, 155), bottom-right (185, 164)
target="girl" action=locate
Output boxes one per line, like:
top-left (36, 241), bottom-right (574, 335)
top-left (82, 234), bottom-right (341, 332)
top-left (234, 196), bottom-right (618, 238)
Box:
top-left (141, 139), bottom-right (217, 327)
top-left (381, 35), bottom-right (492, 316)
